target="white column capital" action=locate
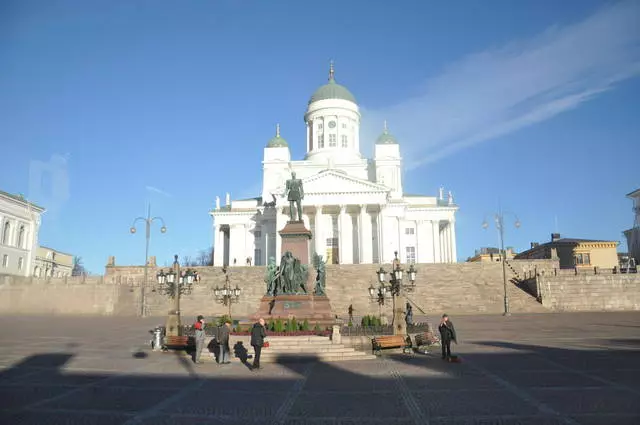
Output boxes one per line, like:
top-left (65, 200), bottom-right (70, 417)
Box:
top-left (339, 205), bottom-right (347, 213)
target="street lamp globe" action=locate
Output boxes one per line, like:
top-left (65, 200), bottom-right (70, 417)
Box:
top-left (130, 227), bottom-right (136, 234)
top-left (166, 270), bottom-right (176, 284)
top-left (394, 267), bottom-right (403, 282)
top-left (408, 264), bottom-right (417, 283)
top-left (515, 219), bottom-right (521, 228)
top-left (368, 284), bottom-right (376, 298)
top-left (376, 267), bottom-right (386, 283)
top-left (160, 226), bottom-right (167, 233)
top-left (156, 270), bottom-right (166, 284)
top-left (481, 220), bottom-right (489, 229)
top-left (234, 285), bottom-right (241, 297)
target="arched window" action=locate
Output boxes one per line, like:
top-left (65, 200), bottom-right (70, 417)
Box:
top-left (17, 225), bottom-right (25, 248)
top-left (1, 222), bottom-right (9, 245)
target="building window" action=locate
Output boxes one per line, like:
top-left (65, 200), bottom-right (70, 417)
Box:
top-left (18, 257), bottom-right (23, 270)
top-left (406, 246), bottom-right (416, 264)
top-left (2, 255), bottom-right (7, 267)
top-left (329, 134), bottom-right (337, 147)
top-left (17, 225), bottom-right (25, 248)
top-left (2, 222), bottom-right (10, 245)
top-left (254, 249), bottom-right (262, 266)
top-left (405, 228), bottom-right (415, 235)
top-left (575, 253), bottom-right (591, 265)
top-left (341, 135), bottom-right (348, 148)
top-left (341, 122), bottom-right (347, 129)
top-left (254, 230), bottom-right (262, 238)
top-left (318, 135), bottom-right (324, 148)
top-left (317, 123), bottom-right (323, 130)
top-left (326, 238), bottom-right (338, 247)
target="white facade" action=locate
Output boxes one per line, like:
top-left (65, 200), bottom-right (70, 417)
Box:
top-left (33, 246), bottom-right (73, 278)
top-left (623, 188), bottom-right (640, 263)
top-left (210, 65), bottom-right (459, 267)
top-left (0, 191), bottom-right (45, 276)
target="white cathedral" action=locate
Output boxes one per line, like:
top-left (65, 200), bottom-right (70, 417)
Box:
top-left (211, 64), bottom-right (458, 267)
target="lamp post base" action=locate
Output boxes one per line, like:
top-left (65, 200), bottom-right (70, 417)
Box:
top-left (165, 311), bottom-right (182, 337)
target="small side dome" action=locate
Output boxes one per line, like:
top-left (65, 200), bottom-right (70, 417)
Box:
top-left (308, 61), bottom-right (357, 104)
top-left (267, 123), bottom-right (288, 148)
top-left (376, 121), bottom-right (398, 145)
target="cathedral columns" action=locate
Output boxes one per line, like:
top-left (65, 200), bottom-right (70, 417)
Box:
top-left (314, 206), bottom-right (323, 259)
top-left (338, 205), bottom-right (352, 264)
top-left (213, 224), bottom-right (224, 266)
top-left (359, 205), bottom-right (373, 264)
top-left (449, 219), bottom-right (457, 262)
top-left (432, 220), bottom-right (441, 263)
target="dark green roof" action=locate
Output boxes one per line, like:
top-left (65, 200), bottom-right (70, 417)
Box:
top-left (309, 62), bottom-right (356, 104)
top-left (267, 123), bottom-right (289, 148)
top-left (0, 190), bottom-right (45, 211)
top-left (376, 121), bottom-right (398, 145)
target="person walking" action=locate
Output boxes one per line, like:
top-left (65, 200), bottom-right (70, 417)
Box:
top-left (218, 320), bottom-right (232, 364)
top-left (438, 314), bottom-right (457, 360)
top-left (193, 315), bottom-right (206, 364)
top-left (250, 317), bottom-right (267, 370)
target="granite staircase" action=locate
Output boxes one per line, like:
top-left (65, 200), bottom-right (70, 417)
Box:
top-left (204, 335), bottom-right (377, 363)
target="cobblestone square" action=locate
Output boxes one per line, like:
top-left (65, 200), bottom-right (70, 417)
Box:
top-left (0, 312), bottom-right (639, 424)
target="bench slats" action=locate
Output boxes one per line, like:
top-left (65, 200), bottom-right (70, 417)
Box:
top-left (371, 335), bottom-right (412, 355)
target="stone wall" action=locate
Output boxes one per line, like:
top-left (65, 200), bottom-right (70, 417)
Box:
top-left (537, 273), bottom-right (640, 311)
top-left (1, 260), bottom-right (554, 318)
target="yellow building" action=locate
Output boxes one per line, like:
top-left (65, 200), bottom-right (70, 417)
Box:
top-left (33, 246), bottom-right (74, 278)
top-left (467, 247), bottom-right (516, 262)
top-left (515, 233), bottom-right (618, 269)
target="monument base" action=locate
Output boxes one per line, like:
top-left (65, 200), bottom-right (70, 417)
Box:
top-left (251, 294), bottom-right (334, 327)
top-left (279, 221), bottom-right (312, 265)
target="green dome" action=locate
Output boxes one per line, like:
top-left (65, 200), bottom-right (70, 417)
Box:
top-left (376, 121), bottom-right (398, 145)
top-left (308, 62), bottom-right (356, 104)
top-left (267, 124), bottom-right (288, 148)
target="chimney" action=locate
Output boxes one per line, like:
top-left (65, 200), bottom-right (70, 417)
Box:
top-left (551, 233), bottom-right (561, 242)
top-left (531, 242), bottom-right (540, 249)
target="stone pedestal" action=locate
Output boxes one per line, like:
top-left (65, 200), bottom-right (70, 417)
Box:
top-left (279, 220), bottom-right (312, 264)
top-left (252, 294), bottom-right (334, 326)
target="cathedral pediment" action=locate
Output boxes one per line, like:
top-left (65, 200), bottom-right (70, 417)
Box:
top-left (275, 170), bottom-right (389, 196)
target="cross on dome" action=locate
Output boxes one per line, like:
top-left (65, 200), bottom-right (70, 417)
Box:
top-left (276, 123), bottom-right (280, 137)
top-left (383, 120), bottom-right (388, 134)
top-left (329, 60), bottom-right (335, 81)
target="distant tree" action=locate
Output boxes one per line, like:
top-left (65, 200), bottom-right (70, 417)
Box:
top-left (72, 256), bottom-right (88, 276)
top-left (196, 247), bottom-right (214, 266)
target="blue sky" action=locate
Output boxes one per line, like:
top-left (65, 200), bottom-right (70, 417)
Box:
top-left (1, 0), bottom-right (638, 273)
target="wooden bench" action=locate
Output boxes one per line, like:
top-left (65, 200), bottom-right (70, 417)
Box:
top-left (414, 332), bottom-right (441, 353)
top-left (163, 335), bottom-right (193, 350)
top-left (371, 335), bottom-right (412, 356)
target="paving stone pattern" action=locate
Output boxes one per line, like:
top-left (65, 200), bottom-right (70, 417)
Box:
top-left (1, 313), bottom-right (639, 424)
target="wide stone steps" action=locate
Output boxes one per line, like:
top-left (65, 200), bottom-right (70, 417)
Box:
top-left (200, 336), bottom-right (377, 363)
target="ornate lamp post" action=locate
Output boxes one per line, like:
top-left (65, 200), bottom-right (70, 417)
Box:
top-left (482, 210), bottom-right (521, 316)
top-left (375, 252), bottom-right (418, 335)
top-left (369, 277), bottom-right (390, 320)
top-left (130, 205), bottom-right (166, 317)
top-left (213, 267), bottom-right (242, 318)
top-left (156, 255), bottom-right (195, 337)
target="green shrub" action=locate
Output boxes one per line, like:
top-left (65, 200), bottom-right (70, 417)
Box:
top-left (267, 319), bottom-right (275, 331)
top-left (301, 319), bottom-right (310, 331)
top-left (290, 317), bottom-right (298, 332)
top-left (361, 316), bottom-right (370, 327)
top-left (217, 315), bottom-right (232, 326)
top-left (275, 318), bottom-right (284, 332)
top-left (348, 320), bottom-right (353, 327)
top-left (314, 322), bottom-right (321, 332)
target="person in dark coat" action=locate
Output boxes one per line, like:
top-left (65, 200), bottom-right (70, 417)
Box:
top-left (218, 320), bottom-right (232, 364)
top-left (438, 313), bottom-right (457, 360)
top-left (250, 318), bottom-right (267, 370)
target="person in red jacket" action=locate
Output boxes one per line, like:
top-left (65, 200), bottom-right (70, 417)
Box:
top-left (194, 315), bottom-right (206, 364)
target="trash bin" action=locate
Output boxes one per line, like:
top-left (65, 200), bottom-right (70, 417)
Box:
top-left (151, 326), bottom-right (165, 351)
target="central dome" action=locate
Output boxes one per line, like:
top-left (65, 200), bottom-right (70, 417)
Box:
top-left (308, 62), bottom-right (356, 104)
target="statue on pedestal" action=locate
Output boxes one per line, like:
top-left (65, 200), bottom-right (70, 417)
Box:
top-left (278, 251), bottom-right (308, 295)
top-left (284, 172), bottom-right (304, 222)
top-left (313, 253), bottom-right (326, 296)
top-left (264, 257), bottom-right (280, 296)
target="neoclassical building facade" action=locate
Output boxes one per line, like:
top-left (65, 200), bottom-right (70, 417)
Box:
top-left (0, 190), bottom-right (45, 276)
top-left (211, 64), bottom-right (458, 267)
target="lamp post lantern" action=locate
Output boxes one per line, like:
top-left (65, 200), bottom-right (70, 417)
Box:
top-left (130, 204), bottom-right (166, 317)
top-left (156, 255), bottom-right (195, 337)
top-left (213, 267), bottom-right (242, 318)
top-left (373, 251), bottom-right (417, 335)
top-left (482, 210), bottom-right (520, 316)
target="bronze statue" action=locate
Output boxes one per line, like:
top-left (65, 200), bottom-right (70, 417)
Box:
top-left (285, 171), bottom-right (304, 222)
top-left (313, 253), bottom-right (326, 296)
top-left (278, 251), bottom-right (308, 295)
top-left (264, 258), bottom-right (280, 296)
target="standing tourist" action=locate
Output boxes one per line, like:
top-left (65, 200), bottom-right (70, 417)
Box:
top-left (438, 314), bottom-right (457, 360)
top-left (250, 318), bottom-right (267, 370)
top-left (218, 320), bottom-right (232, 364)
top-left (193, 315), bottom-right (206, 364)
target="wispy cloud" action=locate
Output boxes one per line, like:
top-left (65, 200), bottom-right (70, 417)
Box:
top-left (361, 1), bottom-right (640, 170)
top-left (145, 185), bottom-right (171, 197)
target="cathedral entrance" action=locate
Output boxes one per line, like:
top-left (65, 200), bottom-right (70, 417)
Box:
top-left (325, 237), bottom-right (339, 264)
